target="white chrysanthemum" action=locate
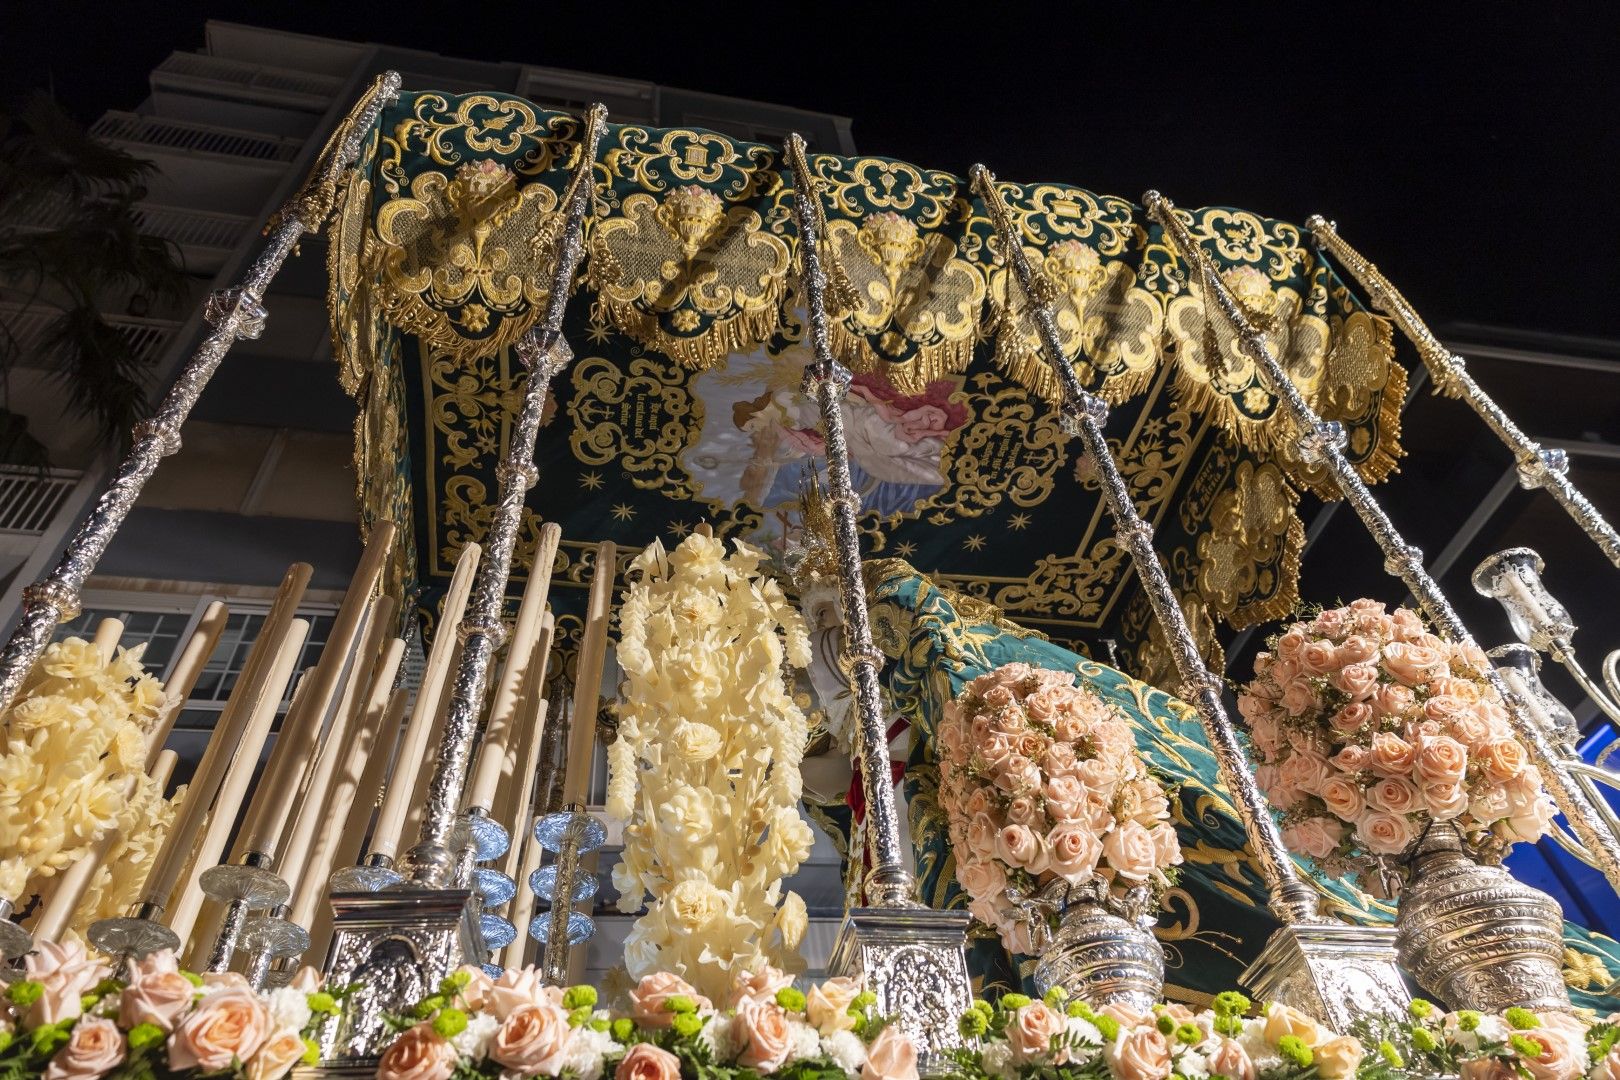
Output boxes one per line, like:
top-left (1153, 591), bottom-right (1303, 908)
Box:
top-left (820, 1030), bottom-right (867, 1076)
top-left (981, 1041), bottom-right (1017, 1080)
top-left (562, 1025), bottom-right (618, 1080)
top-left (787, 1020), bottom-right (822, 1063)
top-left (1065, 1015), bottom-right (1103, 1047)
top-left (265, 986), bottom-right (312, 1032)
top-left (452, 1012), bottom-right (499, 1059)
top-left (1177, 1048), bottom-right (1210, 1079)
top-left (702, 1013), bottom-right (739, 1062)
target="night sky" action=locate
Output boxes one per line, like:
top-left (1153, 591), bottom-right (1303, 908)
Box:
top-left (9, 3), bottom-right (1620, 339)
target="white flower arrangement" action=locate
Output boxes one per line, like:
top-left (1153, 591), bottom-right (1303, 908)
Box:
top-left (608, 534), bottom-right (815, 1000)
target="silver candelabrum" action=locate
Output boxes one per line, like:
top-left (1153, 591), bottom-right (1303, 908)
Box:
top-left (1473, 547), bottom-right (1620, 888)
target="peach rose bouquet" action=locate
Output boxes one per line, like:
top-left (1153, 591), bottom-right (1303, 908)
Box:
top-left (1355, 997), bottom-right (1610, 1080)
top-left (1237, 600), bottom-right (1556, 887)
top-left (378, 965), bottom-right (917, 1080)
top-left (949, 987), bottom-right (1367, 1080)
top-left (0, 939), bottom-right (331, 1080)
top-left (936, 663), bottom-right (1182, 953)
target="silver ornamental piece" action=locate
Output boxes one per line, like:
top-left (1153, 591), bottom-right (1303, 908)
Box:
top-left (1395, 822), bottom-right (1572, 1013)
top-left (1240, 923), bottom-right (1409, 1033)
top-left (1147, 191), bottom-right (1620, 899)
top-left (1308, 218), bottom-right (1620, 569)
top-left (317, 886), bottom-right (480, 1064)
top-left (1030, 901), bottom-right (1164, 1014)
top-left (826, 908), bottom-right (974, 1074)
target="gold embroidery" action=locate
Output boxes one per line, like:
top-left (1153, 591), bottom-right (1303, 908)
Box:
top-left (373, 161), bottom-right (562, 362)
top-left (1194, 460), bottom-right (1304, 628)
top-left (919, 373), bottom-right (1072, 522)
top-left (567, 354), bottom-right (703, 498)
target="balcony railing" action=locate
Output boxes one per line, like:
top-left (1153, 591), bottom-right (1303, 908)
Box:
top-left (155, 52), bottom-right (344, 103)
top-left (90, 112), bottom-right (303, 163)
top-left (0, 304), bottom-right (182, 371)
top-left (0, 467), bottom-right (82, 536)
top-left (133, 204), bottom-right (254, 251)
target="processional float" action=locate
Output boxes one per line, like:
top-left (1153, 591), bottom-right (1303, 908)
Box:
top-left (0, 68), bottom-right (1616, 1078)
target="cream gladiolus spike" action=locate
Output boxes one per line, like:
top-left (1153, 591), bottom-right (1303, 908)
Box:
top-left (609, 532), bottom-right (814, 999)
top-left (0, 638), bottom-right (176, 912)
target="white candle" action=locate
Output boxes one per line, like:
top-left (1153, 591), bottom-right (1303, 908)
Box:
top-left (467, 524), bottom-right (561, 812)
top-left (561, 541), bottom-right (616, 808)
top-left (332, 684), bottom-right (407, 874)
top-left (496, 616), bottom-right (555, 855)
top-left (146, 601), bottom-right (230, 770)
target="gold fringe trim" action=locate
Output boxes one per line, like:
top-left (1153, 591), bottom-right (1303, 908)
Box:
top-left (1276, 317), bottom-right (1406, 501)
top-left (585, 283), bottom-right (786, 371)
top-left (1226, 507), bottom-right (1305, 631)
top-left (828, 324), bottom-right (978, 396)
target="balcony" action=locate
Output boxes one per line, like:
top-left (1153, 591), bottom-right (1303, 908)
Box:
top-left (0, 303), bottom-right (182, 372)
top-left (0, 467), bottom-right (82, 537)
top-left (90, 112), bottom-right (303, 165)
top-left (17, 199), bottom-right (253, 276)
top-left (153, 52), bottom-right (343, 111)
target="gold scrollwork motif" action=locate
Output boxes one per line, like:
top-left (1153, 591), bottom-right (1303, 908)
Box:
top-left (379, 94), bottom-right (577, 190)
top-left (566, 355), bottom-right (703, 498)
top-left (373, 161), bottom-right (562, 363)
top-left (1193, 460), bottom-right (1304, 629)
top-left (1119, 590), bottom-right (1226, 697)
top-left (921, 375), bottom-right (1071, 521)
top-left (823, 214), bottom-right (986, 391)
top-left (588, 190), bottom-right (789, 367)
top-left (328, 162), bottom-right (375, 395)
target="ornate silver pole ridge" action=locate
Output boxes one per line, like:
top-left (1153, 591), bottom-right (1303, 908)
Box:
top-left (401, 103), bottom-right (607, 886)
top-left (0, 70), bottom-right (402, 714)
top-left (973, 168), bottom-right (1319, 927)
top-left (785, 133), bottom-right (915, 909)
top-left (1150, 191), bottom-right (1620, 897)
top-left (1307, 217), bottom-right (1620, 569)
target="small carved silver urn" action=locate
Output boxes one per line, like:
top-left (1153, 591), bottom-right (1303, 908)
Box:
top-left (1395, 821), bottom-right (1571, 1013)
top-left (1021, 880), bottom-right (1164, 1012)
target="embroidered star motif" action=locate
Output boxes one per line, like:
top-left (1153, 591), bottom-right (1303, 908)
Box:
top-left (586, 317), bottom-right (613, 345)
top-left (579, 471), bottom-right (604, 491)
top-left (1008, 513), bottom-right (1032, 531)
top-left (610, 502), bottom-right (637, 521)
top-left (895, 541), bottom-right (917, 558)
top-left (963, 534), bottom-right (986, 552)
top-left (669, 520), bottom-right (692, 537)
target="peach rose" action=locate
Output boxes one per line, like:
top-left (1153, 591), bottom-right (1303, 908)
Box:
top-left (1237, 693), bottom-right (1270, 722)
top-left (734, 998), bottom-right (793, 1072)
top-left (1329, 701), bottom-right (1375, 733)
top-left (994, 755), bottom-right (1042, 794)
top-left (491, 965), bottom-right (565, 1019)
top-left (1315, 1035), bottom-right (1364, 1080)
top-left (1356, 811), bottom-right (1418, 855)
top-left (1044, 775), bottom-right (1088, 823)
top-left (1424, 782), bottom-right (1469, 819)
top-left (1262, 1003), bottom-right (1324, 1048)
top-left (1047, 824), bottom-right (1104, 884)
top-left (1249, 714), bottom-right (1282, 757)
top-left (1102, 820), bottom-right (1158, 882)
top-left (1445, 708), bottom-right (1492, 749)
top-left (1099, 1003), bottom-right (1152, 1027)
top-left (964, 788), bottom-right (993, 818)
top-left (1006, 1001), bottom-right (1067, 1063)
top-left (733, 966), bottom-right (796, 1008)
top-left (1479, 737), bottom-right (1528, 783)
top-left (1043, 743), bottom-right (1080, 777)
top-left (120, 962), bottom-right (195, 1031)
top-left (1282, 816), bottom-right (1345, 859)
top-left (1275, 630), bottom-right (1307, 661)
top-left (862, 1025), bottom-right (919, 1080)
top-left (1369, 732), bottom-right (1416, 777)
top-left (490, 1003), bottom-right (571, 1076)
top-left (247, 1027), bottom-right (307, 1080)
top-left (1208, 1038), bottom-right (1256, 1080)
top-left (1280, 751), bottom-right (1332, 794)
top-left (1331, 664), bottom-right (1380, 703)
top-left (982, 685), bottom-right (1016, 710)
top-left (1280, 680), bottom-right (1318, 717)
top-left (805, 976), bottom-right (861, 1035)
top-left (1149, 823), bottom-right (1182, 867)
top-left (43, 1016), bottom-right (123, 1080)
top-left (1383, 641), bottom-right (1446, 686)
top-left (1006, 795), bottom-right (1039, 826)
top-left (617, 1042), bottom-right (682, 1080)
top-left (1372, 682), bottom-right (1416, 718)
top-left (631, 970), bottom-right (711, 1028)
top-left (24, 940), bottom-right (109, 1028)
top-left (1367, 776), bottom-right (1421, 815)
top-left (1461, 1059), bottom-right (1519, 1080)
top-left (1517, 1028), bottom-right (1585, 1080)
top-left (1335, 635), bottom-right (1378, 665)
top-left (1108, 1028), bottom-right (1172, 1080)
top-left (1590, 1048), bottom-right (1620, 1080)
top-left (1317, 775), bottom-right (1366, 820)
top-left (169, 987), bottom-right (273, 1073)
top-left (966, 813), bottom-right (1000, 859)
top-left (376, 1023), bottom-right (455, 1080)
top-left (995, 824), bottom-right (1050, 874)
top-left (1299, 640), bottom-right (1338, 676)
top-left (1414, 733), bottom-right (1468, 786)
top-left (957, 858), bottom-right (1009, 901)
top-left (1331, 745), bottom-right (1370, 773)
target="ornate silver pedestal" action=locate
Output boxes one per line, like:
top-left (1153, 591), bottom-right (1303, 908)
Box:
top-left (316, 887), bottom-right (479, 1065)
top-left (1242, 922), bottom-right (1410, 1032)
top-left (827, 908), bottom-right (973, 1073)
top-left (1031, 902), bottom-right (1164, 1013)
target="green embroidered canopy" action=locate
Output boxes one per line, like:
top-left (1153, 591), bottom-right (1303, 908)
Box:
top-left (327, 89), bottom-right (1405, 666)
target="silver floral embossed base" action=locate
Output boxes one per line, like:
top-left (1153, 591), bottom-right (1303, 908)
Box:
top-left (1031, 901), bottom-right (1163, 1013)
top-left (316, 886), bottom-right (481, 1065)
top-left (827, 907), bottom-right (973, 1075)
top-left (1242, 922), bottom-right (1411, 1031)
top-left (1396, 823), bottom-right (1571, 1013)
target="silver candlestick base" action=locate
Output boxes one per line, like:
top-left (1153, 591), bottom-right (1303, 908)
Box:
top-left (330, 853), bottom-right (403, 893)
top-left (827, 907), bottom-right (973, 1074)
top-left (88, 903), bottom-right (181, 962)
top-left (199, 858), bottom-right (289, 973)
top-left (241, 910), bottom-right (310, 988)
top-left (532, 806), bottom-right (603, 985)
top-left (318, 885), bottom-right (479, 1063)
top-left (1241, 923), bottom-right (1410, 1031)
top-left (0, 900), bottom-right (32, 960)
